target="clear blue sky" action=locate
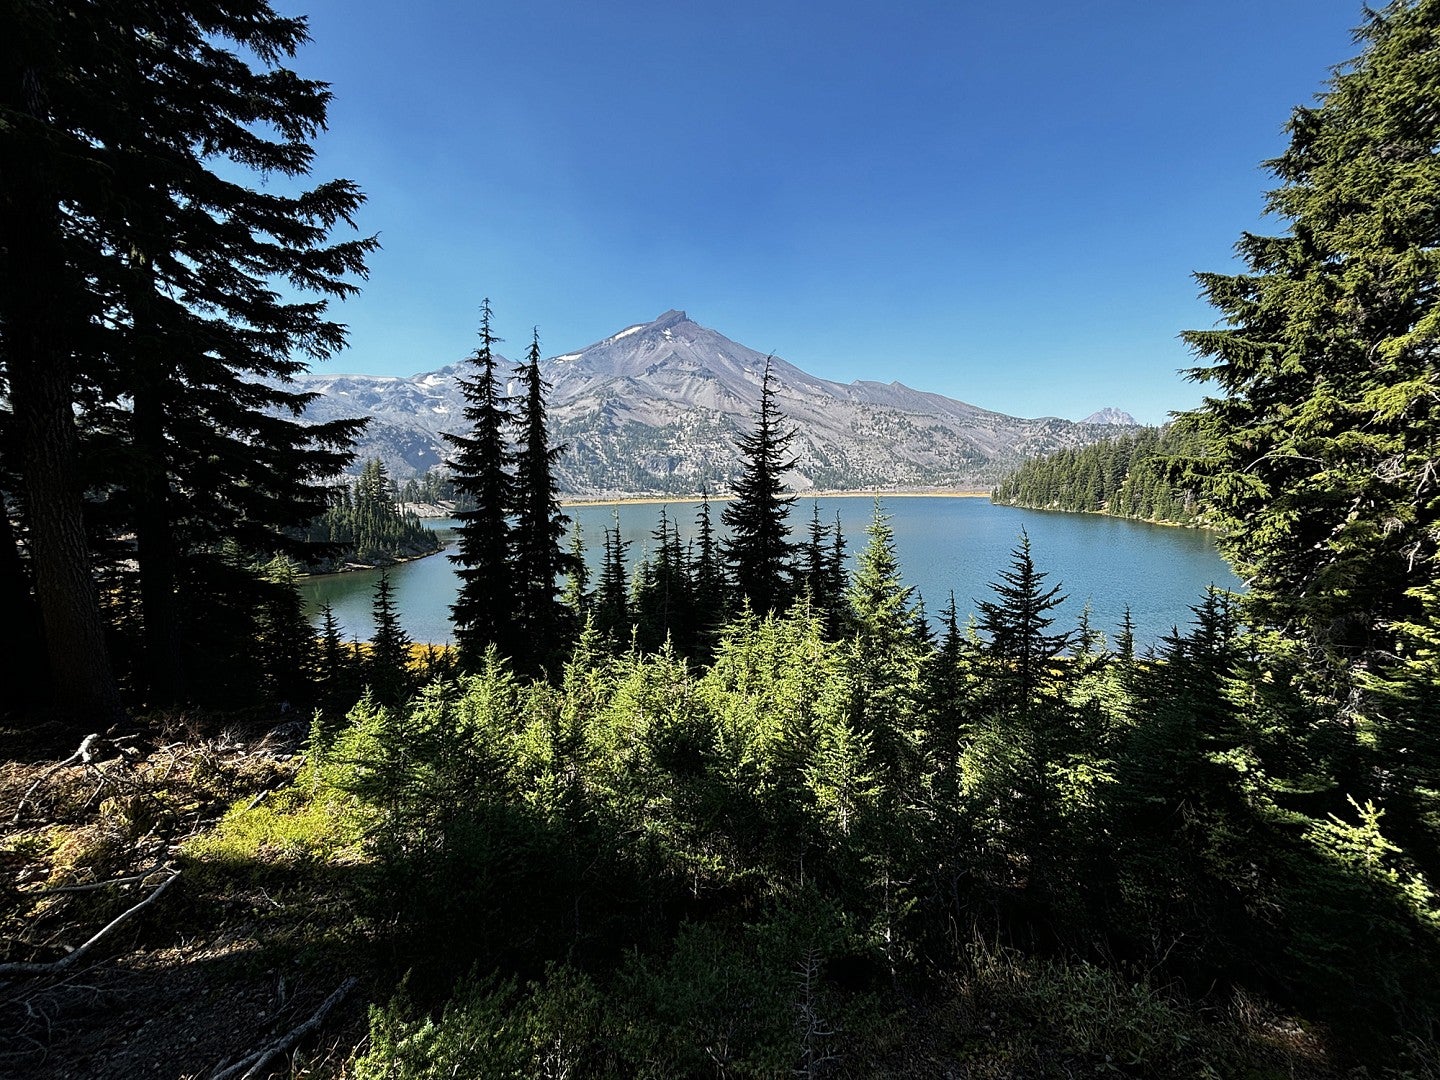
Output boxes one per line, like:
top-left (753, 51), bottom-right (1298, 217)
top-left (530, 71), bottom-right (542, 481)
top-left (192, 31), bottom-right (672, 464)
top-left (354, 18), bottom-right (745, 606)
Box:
top-left (291, 0), bottom-right (1363, 425)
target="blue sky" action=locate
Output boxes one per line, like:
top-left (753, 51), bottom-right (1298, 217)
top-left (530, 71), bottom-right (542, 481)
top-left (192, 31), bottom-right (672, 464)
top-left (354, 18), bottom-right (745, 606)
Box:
top-left (291, 0), bottom-right (1363, 425)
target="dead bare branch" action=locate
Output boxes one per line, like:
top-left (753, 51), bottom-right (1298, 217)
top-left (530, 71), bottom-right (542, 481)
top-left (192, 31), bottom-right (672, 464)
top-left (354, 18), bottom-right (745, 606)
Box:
top-left (24, 860), bottom-right (171, 897)
top-left (210, 976), bottom-right (359, 1080)
top-left (0, 872), bottom-right (179, 979)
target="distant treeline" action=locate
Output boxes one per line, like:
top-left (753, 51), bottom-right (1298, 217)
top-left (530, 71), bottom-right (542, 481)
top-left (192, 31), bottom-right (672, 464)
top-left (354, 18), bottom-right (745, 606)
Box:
top-left (397, 470), bottom-right (475, 512)
top-left (297, 459), bottom-right (442, 570)
top-left (992, 426), bottom-right (1207, 525)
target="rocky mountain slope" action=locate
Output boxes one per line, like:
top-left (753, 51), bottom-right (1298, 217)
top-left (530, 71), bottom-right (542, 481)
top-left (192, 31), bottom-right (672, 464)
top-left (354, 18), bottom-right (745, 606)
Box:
top-left (1080, 407), bottom-right (1139, 426)
top-left (293, 310), bottom-right (1136, 495)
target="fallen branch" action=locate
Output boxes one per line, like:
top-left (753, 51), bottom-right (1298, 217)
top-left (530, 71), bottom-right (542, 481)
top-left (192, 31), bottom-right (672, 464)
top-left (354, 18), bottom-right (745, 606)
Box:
top-left (11, 733), bottom-right (104, 824)
top-left (210, 976), bottom-right (359, 1080)
top-left (25, 859), bottom-right (171, 897)
top-left (0, 872), bottom-right (179, 979)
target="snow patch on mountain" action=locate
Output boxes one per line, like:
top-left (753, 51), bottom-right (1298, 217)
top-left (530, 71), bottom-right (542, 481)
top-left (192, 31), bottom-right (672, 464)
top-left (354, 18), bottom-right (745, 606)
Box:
top-left (292, 311), bottom-right (1135, 495)
top-left (1080, 407), bottom-right (1139, 426)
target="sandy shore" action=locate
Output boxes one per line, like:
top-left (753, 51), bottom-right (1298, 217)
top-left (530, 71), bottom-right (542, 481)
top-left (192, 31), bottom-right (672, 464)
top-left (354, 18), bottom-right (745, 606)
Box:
top-left (559, 489), bottom-right (991, 508)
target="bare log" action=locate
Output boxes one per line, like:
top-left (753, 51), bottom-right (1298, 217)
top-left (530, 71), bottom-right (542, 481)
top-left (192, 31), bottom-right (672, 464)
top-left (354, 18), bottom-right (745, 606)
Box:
top-left (210, 976), bottom-right (359, 1080)
top-left (0, 871), bottom-right (179, 978)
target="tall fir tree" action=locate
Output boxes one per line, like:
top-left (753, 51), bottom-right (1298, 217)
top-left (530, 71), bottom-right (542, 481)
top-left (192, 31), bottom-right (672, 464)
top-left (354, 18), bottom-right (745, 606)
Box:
top-left (255, 556), bottom-right (315, 709)
top-left (965, 534), bottom-right (1082, 890)
top-left (315, 601), bottom-right (359, 728)
top-left (1174, 1), bottom-right (1440, 786)
top-left (559, 522), bottom-right (591, 636)
top-left (445, 300), bottom-right (515, 669)
top-left (798, 501), bottom-right (844, 635)
top-left (632, 507), bottom-right (691, 654)
top-left (368, 571), bottom-right (412, 707)
top-left (509, 328), bottom-right (575, 674)
top-left (721, 356), bottom-right (798, 615)
top-left (593, 518), bottom-right (632, 646)
top-left (689, 491), bottom-right (728, 654)
top-left (2, 0), bottom-right (375, 715)
top-left (974, 532), bottom-right (1074, 720)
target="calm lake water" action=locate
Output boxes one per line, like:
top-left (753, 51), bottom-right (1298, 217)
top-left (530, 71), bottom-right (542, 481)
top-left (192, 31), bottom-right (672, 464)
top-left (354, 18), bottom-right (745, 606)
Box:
top-left (298, 497), bottom-right (1243, 651)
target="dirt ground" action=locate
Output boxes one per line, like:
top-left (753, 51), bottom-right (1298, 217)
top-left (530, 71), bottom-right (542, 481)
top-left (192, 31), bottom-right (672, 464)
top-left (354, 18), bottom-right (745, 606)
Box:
top-left (0, 716), bottom-right (367, 1080)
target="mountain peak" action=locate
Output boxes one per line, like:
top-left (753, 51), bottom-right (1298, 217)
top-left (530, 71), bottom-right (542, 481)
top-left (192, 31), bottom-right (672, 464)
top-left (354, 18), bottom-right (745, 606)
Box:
top-left (651, 309), bottom-right (689, 329)
top-left (1081, 407), bottom-right (1138, 426)
top-left (294, 310), bottom-right (1135, 492)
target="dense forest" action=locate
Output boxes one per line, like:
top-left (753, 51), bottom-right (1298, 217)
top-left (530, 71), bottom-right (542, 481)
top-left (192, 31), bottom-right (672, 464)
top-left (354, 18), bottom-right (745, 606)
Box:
top-left (992, 426), bottom-right (1208, 525)
top-left (296, 458), bottom-right (442, 571)
top-left (3, 1), bottom-right (1440, 1077)
top-left (397, 470), bottom-right (468, 511)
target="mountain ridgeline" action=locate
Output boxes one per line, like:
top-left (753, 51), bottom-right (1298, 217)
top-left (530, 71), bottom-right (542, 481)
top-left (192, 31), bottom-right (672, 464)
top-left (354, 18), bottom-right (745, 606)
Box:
top-left (992, 425), bottom-right (1207, 525)
top-left (292, 310), bottom-right (1136, 494)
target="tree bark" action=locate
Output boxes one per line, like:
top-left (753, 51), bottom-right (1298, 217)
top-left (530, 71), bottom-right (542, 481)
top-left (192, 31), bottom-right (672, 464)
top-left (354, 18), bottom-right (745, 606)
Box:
top-left (0, 489), bottom-right (49, 709)
top-left (1, 43), bottom-right (125, 722)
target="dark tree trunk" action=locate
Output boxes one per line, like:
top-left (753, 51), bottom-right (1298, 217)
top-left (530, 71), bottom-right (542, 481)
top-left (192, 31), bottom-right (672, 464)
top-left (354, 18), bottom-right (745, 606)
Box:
top-left (6, 351), bottom-right (124, 720)
top-left (1, 48), bottom-right (125, 722)
top-left (0, 490), bottom-right (49, 710)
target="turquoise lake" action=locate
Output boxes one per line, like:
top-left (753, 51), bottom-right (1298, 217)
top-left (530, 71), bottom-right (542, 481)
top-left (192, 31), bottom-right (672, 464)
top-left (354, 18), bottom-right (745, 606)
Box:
top-left (298, 497), bottom-right (1243, 652)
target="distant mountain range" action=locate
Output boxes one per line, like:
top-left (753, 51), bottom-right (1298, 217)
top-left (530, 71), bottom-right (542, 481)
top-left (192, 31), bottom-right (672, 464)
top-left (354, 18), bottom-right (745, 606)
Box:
top-left (293, 310), bottom-right (1139, 496)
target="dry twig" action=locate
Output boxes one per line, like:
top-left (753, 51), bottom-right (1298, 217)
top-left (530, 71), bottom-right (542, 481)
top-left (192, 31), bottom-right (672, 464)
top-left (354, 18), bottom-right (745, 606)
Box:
top-left (210, 976), bottom-right (359, 1080)
top-left (25, 859), bottom-right (172, 897)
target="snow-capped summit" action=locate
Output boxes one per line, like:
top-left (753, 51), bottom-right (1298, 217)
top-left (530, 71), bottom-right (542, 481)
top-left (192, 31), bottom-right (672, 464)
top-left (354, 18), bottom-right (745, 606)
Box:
top-left (1080, 407), bottom-right (1139, 426)
top-left (292, 310), bottom-right (1129, 495)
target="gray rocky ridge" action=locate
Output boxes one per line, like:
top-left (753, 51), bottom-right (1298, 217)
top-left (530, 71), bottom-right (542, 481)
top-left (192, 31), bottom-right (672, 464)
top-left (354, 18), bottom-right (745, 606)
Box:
top-left (293, 310), bottom-right (1136, 496)
top-left (1080, 407), bottom-right (1140, 426)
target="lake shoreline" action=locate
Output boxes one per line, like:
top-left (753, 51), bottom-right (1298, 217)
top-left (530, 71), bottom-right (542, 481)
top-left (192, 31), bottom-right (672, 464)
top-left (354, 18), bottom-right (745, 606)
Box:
top-left (301, 497), bottom-right (1241, 649)
top-left (300, 543), bottom-right (451, 581)
top-left (560, 488), bottom-right (992, 508)
top-left (404, 489), bottom-right (993, 517)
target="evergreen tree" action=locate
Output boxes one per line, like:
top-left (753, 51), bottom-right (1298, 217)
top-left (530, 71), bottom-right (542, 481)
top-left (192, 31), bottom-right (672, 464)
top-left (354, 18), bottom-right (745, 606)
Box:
top-left (1, 0), bottom-right (374, 715)
top-left (368, 571), bottom-right (412, 707)
top-left (510, 328), bottom-right (575, 674)
top-left (845, 500), bottom-right (925, 786)
top-left (799, 502), bottom-right (831, 600)
top-left (446, 300), bottom-right (515, 669)
top-left (922, 592), bottom-right (972, 807)
top-left (1174, 0), bottom-right (1440, 756)
top-left (827, 511), bottom-right (850, 613)
top-left (593, 517), bottom-right (632, 646)
top-left (315, 602), bottom-right (359, 726)
top-left (689, 492), bottom-right (728, 653)
top-left (722, 357), bottom-right (798, 614)
top-left (255, 556), bottom-right (315, 708)
top-left (632, 507), bottom-right (691, 654)
top-left (965, 534), bottom-right (1080, 889)
top-left (798, 501), bottom-right (845, 636)
top-left (559, 522), bottom-right (591, 635)
top-left (974, 532), bottom-right (1074, 719)
top-left (1116, 605), bottom-right (1137, 662)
